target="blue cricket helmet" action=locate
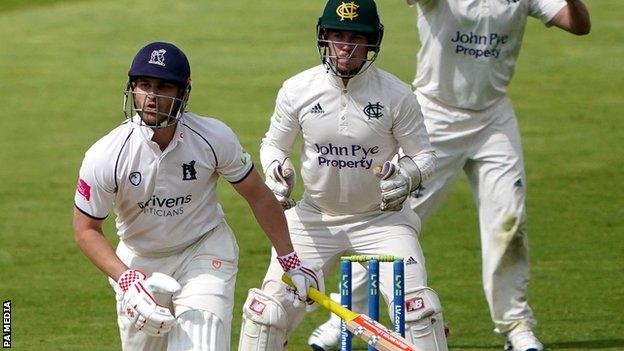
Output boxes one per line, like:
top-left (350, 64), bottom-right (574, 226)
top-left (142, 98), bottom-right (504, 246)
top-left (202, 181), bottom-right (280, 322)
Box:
top-left (128, 41), bottom-right (191, 86)
top-left (123, 42), bottom-right (192, 128)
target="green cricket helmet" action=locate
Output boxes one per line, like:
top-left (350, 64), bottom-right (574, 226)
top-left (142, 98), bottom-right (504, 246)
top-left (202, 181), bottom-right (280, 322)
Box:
top-left (317, 0), bottom-right (384, 78)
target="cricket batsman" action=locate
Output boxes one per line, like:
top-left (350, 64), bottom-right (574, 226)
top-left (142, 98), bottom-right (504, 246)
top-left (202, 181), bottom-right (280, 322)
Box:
top-left (237, 1), bottom-right (448, 350)
top-left (72, 41), bottom-right (319, 350)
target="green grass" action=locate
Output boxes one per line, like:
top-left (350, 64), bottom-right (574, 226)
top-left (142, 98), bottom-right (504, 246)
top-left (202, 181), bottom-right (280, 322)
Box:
top-left (1, 1), bottom-right (622, 350)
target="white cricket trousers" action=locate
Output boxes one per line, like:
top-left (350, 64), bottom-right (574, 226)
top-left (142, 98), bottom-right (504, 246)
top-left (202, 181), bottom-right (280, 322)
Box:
top-left (413, 92), bottom-right (536, 335)
top-left (260, 199), bottom-right (429, 335)
top-left (110, 221), bottom-right (239, 350)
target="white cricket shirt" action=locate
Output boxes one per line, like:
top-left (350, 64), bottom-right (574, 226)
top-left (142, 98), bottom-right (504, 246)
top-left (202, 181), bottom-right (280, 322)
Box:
top-left (74, 112), bottom-right (253, 254)
top-left (412, 0), bottom-right (567, 110)
top-left (261, 65), bottom-right (434, 215)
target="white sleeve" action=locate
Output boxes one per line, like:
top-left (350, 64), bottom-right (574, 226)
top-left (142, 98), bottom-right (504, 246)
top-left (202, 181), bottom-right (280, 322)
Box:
top-left (259, 86), bottom-right (301, 174)
top-left (393, 93), bottom-right (436, 182)
top-left (213, 124), bottom-right (254, 183)
top-left (529, 0), bottom-right (567, 24)
top-left (74, 148), bottom-right (116, 219)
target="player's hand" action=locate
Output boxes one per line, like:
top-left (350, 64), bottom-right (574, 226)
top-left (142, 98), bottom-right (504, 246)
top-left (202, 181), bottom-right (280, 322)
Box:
top-left (118, 270), bottom-right (181, 336)
top-left (376, 157), bottom-right (422, 211)
top-left (277, 252), bottom-right (324, 312)
top-left (265, 159), bottom-right (296, 210)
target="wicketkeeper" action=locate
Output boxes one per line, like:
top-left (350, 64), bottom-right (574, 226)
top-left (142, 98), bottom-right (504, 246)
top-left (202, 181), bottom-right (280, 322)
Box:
top-left (238, 1), bottom-right (448, 350)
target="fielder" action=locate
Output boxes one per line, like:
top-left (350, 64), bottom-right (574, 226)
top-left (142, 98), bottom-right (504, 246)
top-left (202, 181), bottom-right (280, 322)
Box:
top-left (309, 0), bottom-right (591, 350)
top-left (72, 41), bottom-right (319, 351)
top-left (238, 1), bottom-right (448, 350)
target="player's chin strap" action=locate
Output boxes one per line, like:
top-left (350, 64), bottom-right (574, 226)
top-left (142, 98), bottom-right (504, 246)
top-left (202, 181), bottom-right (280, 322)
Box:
top-left (317, 41), bottom-right (379, 79)
top-left (123, 83), bottom-right (191, 129)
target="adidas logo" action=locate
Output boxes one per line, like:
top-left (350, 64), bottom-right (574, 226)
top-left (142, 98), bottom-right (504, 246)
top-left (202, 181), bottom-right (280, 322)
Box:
top-left (406, 256), bottom-right (418, 265)
top-left (310, 103), bottom-right (324, 114)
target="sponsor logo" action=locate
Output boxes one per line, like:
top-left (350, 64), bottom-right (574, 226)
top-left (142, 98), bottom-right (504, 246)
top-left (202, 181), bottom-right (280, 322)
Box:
top-left (405, 256), bottom-right (418, 266)
top-left (77, 178), bottom-right (91, 201)
top-left (369, 272), bottom-right (378, 295)
top-left (148, 49), bottom-right (167, 66)
top-left (241, 150), bottom-right (251, 166)
top-left (310, 103), bottom-right (325, 114)
top-left (249, 298), bottom-right (266, 315)
top-left (394, 276), bottom-right (403, 296)
top-left (410, 185), bottom-right (425, 199)
top-left (272, 110), bottom-right (285, 124)
top-left (394, 304), bottom-right (403, 325)
top-left (3, 300), bottom-right (10, 348)
top-left (129, 172), bottom-right (141, 186)
top-left (506, 0), bottom-right (520, 4)
top-left (341, 274), bottom-right (350, 296)
top-left (406, 297), bottom-right (425, 312)
top-left (182, 161), bottom-right (197, 181)
top-left (336, 1), bottom-right (359, 21)
top-left (137, 194), bottom-right (192, 217)
top-left (315, 143), bottom-right (379, 170)
top-left (363, 102), bottom-right (384, 120)
top-left (450, 31), bottom-right (508, 59)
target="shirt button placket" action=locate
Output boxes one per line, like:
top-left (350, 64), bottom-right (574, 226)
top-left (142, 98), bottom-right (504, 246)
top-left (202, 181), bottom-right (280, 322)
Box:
top-left (339, 89), bottom-right (348, 134)
top-left (154, 155), bottom-right (167, 195)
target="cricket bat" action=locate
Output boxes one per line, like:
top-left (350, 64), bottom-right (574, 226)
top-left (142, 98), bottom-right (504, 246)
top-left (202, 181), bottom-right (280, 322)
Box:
top-left (282, 275), bottom-right (421, 351)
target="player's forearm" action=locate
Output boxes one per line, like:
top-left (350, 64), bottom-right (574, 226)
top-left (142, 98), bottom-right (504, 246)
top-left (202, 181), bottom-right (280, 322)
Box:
top-left (233, 171), bottom-right (296, 256)
top-left (74, 226), bottom-right (127, 280)
top-left (247, 190), bottom-right (295, 256)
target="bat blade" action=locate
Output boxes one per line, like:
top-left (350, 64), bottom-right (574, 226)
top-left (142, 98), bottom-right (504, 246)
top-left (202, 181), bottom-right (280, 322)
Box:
top-left (282, 275), bottom-right (421, 351)
top-left (346, 314), bottom-right (415, 351)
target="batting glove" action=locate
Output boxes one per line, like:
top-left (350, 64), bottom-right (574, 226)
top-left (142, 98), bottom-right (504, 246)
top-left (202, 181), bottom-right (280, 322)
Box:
top-left (277, 252), bottom-right (324, 312)
top-left (118, 270), bottom-right (181, 337)
top-left (377, 156), bottom-right (422, 211)
top-left (265, 159), bottom-right (296, 210)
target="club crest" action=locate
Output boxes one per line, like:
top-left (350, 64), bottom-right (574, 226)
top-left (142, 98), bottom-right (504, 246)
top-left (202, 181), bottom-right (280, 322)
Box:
top-left (363, 101), bottom-right (384, 120)
top-left (336, 1), bottom-right (359, 21)
top-left (182, 161), bottom-right (197, 181)
top-left (148, 49), bottom-right (167, 66)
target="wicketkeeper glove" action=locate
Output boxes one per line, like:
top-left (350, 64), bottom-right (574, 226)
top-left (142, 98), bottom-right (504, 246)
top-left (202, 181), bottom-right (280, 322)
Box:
top-left (377, 156), bottom-right (422, 211)
top-left (277, 251), bottom-right (324, 312)
top-left (118, 270), bottom-right (181, 337)
top-left (265, 159), bottom-right (297, 210)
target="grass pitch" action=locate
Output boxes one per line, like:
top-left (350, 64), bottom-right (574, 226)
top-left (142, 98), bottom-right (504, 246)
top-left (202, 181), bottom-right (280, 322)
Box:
top-left (0, 1), bottom-right (622, 350)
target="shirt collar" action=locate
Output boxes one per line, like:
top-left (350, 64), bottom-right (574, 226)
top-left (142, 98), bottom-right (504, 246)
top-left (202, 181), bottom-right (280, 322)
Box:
top-left (325, 64), bottom-right (372, 90)
top-left (130, 114), bottom-right (185, 147)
